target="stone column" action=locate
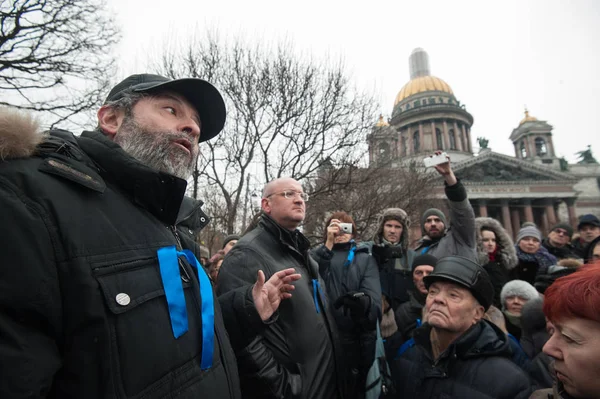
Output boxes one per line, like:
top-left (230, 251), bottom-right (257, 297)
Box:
top-left (466, 126), bottom-right (473, 153)
top-left (511, 207), bottom-right (521, 238)
top-left (547, 137), bottom-right (555, 157)
top-left (453, 121), bottom-right (460, 150)
top-left (523, 199), bottom-right (534, 223)
top-left (455, 122), bottom-right (463, 151)
top-left (545, 200), bottom-right (557, 227)
top-left (462, 124), bottom-right (468, 152)
top-left (479, 200), bottom-right (488, 217)
top-left (565, 198), bottom-right (578, 229)
top-left (443, 120), bottom-right (450, 149)
top-left (430, 121), bottom-right (436, 151)
top-left (524, 137), bottom-right (532, 158)
top-left (408, 126), bottom-right (414, 155)
top-left (514, 142), bottom-right (520, 159)
top-left (541, 211), bottom-right (549, 236)
top-left (418, 122), bottom-right (424, 154)
top-left (529, 136), bottom-right (536, 157)
top-left (501, 200), bottom-right (514, 238)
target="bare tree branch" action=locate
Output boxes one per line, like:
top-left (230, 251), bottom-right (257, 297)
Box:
top-left (0, 0), bottom-right (120, 127)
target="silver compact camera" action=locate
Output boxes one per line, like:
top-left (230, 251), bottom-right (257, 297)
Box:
top-left (339, 223), bottom-right (353, 234)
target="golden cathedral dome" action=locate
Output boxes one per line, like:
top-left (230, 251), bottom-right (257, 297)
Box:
top-left (375, 114), bottom-right (389, 127)
top-left (519, 109), bottom-right (538, 125)
top-left (394, 75), bottom-right (454, 105)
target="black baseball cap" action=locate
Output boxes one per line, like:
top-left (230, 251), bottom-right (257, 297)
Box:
top-left (424, 256), bottom-right (494, 310)
top-left (104, 74), bottom-right (226, 142)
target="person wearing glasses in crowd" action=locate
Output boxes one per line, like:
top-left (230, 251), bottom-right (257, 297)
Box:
top-left (217, 178), bottom-right (345, 399)
top-left (542, 223), bottom-right (579, 261)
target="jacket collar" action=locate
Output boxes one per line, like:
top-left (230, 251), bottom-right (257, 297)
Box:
top-left (77, 130), bottom-right (187, 226)
top-left (413, 320), bottom-right (511, 362)
top-left (260, 213), bottom-right (310, 254)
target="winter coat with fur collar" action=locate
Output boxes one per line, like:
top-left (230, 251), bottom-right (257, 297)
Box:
top-left (0, 109), bottom-right (245, 398)
top-left (475, 217), bottom-right (518, 308)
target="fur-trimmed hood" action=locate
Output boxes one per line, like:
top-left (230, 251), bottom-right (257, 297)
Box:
top-left (372, 207), bottom-right (410, 251)
top-left (475, 217), bottom-right (518, 270)
top-left (0, 108), bottom-right (44, 160)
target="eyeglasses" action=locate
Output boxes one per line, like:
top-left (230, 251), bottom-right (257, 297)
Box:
top-left (553, 229), bottom-right (569, 236)
top-left (266, 190), bottom-right (309, 202)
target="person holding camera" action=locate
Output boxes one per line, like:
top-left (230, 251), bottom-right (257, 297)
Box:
top-left (311, 212), bottom-right (382, 399)
top-left (414, 151), bottom-right (477, 262)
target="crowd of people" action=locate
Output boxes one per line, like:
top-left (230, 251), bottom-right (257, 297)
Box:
top-left (1, 72), bottom-right (599, 398)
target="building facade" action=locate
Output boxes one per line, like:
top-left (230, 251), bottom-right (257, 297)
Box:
top-left (367, 48), bottom-right (600, 239)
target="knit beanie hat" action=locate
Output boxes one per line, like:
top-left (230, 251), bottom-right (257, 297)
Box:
top-left (420, 208), bottom-right (447, 235)
top-left (411, 254), bottom-right (438, 272)
top-left (222, 234), bottom-right (240, 249)
top-left (550, 222), bottom-right (574, 238)
top-left (516, 225), bottom-right (542, 243)
top-left (500, 280), bottom-right (539, 310)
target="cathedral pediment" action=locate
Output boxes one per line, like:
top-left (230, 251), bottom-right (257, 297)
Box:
top-left (453, 151), bottom-right (577, 184)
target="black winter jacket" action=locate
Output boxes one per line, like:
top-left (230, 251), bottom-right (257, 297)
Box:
top-left (394, 290), bottom-right (426, 341)
top-left (0, 129), bottom-right (245, 398)
top-left (392, 320), bottom-right (534, 399)
top-left (217, 214), bottom-right (344, 399)
top-left (542, 239), bottom-right (579, 260)
top-left (311, 242), bottom-right (381, 398)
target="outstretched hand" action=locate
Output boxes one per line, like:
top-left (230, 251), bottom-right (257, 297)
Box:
top-left (432, 150), bottom-right (457, 185)
top-left (252, 268), bottom-right (302, 321)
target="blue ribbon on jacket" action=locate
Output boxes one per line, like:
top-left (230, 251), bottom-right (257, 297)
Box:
top-left (344, 240), bottom-right (356, 267)
top-left (312, 279), bottom-right (327, 313)
top-left (157, 246), bottom-right (214, 370)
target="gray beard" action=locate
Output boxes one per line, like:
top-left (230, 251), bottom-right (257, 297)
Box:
top-left (114, 116), bottom-right (197, 180)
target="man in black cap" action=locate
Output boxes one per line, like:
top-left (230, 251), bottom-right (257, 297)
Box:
top-left (542, 222), bottom-right (579, 260)
top-left (0, 74), bottom-right (302, 398)
top-left (572, 214), bottom-right (600, 259)
top-left (392, 256), bottom-right (534, 398)
top-left (414, 152), bottom-right (477, 261)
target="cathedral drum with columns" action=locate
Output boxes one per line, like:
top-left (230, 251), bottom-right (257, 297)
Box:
top-left (367, 48), bottom-right (600, 239)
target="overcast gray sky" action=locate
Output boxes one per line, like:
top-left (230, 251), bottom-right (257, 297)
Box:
top-left (108, 0), bottom-right (600, 162)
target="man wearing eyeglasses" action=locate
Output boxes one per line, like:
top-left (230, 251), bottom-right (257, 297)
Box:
top-left (217, 177), bottom-right (344, 399)
top-left (542, 222), bottom-right (579, 260)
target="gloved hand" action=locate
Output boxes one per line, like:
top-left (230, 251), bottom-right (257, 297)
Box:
top-left (333, 291), bottom-right (371, 324)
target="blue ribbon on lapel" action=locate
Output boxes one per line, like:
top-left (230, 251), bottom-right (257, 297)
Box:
top-left (157, 246), bottom-right (214, 370)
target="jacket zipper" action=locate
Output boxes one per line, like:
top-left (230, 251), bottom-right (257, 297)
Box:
top-left (169, 225), bottom-right (191, 282)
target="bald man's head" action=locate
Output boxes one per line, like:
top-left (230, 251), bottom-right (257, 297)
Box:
top-left (261, 177), bottom-right (306, 230)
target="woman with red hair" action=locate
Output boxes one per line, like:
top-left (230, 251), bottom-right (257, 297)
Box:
top-left (531, 265), bottom-right (600, 398)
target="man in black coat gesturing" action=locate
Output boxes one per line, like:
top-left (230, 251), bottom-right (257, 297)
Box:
top-left (217, 178), bottom-right (344, 399)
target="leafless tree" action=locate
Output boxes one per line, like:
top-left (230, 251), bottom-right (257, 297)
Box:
top-left (0, 0), bottom-right (119, 127)
top-left (155, 33), bottom-right (378, 234)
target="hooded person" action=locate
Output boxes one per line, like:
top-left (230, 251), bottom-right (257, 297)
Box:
top-left (392, 256), bottom-right (534, 399)
top-left (362, 208), bottom-right (416, 308)
top-left (500, 280), bottom-right (540, 340)
top-left (475, 217), bottom-right (518, 308)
